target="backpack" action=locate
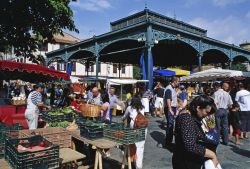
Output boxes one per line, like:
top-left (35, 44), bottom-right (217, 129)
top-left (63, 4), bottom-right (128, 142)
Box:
top-left (134, 112), bottom-right (148, 128)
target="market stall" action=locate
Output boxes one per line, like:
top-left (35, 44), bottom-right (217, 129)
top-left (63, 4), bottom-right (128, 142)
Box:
top-left (0, 60), bottom-right (70, 127)
top-left (180, 68), bottom-right (247, 82)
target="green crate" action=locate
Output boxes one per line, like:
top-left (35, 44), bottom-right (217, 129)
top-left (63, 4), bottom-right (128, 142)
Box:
top-left (0, 123), bottom-right (22, 158)
top-left (104, 124), bottom-right (146, 145)
top-left (5, 135), bottom-right (59, 169)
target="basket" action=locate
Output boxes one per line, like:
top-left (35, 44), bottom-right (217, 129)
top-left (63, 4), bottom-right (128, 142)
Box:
top-left (0, 123), bottom-right (23, 158)
top-left (5, 135), bottom-right (59, 169)
top-left (104, 124), bottom-right (146, 145)
top-left (19, 127), bottom-right (72, 149)
top-left (11, 99), bottom-right (26, 106)
top-left (80, 104), bottom-right (101, 118)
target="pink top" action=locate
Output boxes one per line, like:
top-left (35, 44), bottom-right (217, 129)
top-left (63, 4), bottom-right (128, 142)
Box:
top-left (101, 102), bottom-right (110, 121)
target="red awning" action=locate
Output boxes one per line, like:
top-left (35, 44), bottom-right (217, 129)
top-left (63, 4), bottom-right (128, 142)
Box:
top-left (0, 60), bottom-right (69, 82)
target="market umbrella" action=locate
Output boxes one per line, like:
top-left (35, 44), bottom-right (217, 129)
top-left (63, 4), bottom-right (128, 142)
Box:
top-left (153, 69), bottom-right (175, 77)
top-left (180, 68), bottom-right (244, 82)
top-left (167, 68), bottom-right (192, 76)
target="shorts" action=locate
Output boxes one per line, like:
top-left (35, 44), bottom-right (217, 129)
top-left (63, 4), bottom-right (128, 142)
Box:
top-left (233, 128), bottom-right (241, 135)
top-left (154, 97), bottom-right (163, 109)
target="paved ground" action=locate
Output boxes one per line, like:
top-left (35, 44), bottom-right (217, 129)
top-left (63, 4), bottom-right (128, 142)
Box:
top-left (104, 116), bottom-right (250, 169)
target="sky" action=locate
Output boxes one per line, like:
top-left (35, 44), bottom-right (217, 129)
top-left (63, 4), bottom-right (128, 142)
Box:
top-left (68, 0), bottom-right (250, 45)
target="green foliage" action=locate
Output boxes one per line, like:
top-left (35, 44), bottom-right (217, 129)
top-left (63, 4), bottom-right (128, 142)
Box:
top-left (0, 0), bottom-right (78, 63)
top-left (231, 63), bottom-right (248, 72)
top-left (133, 66), bottom-right (142, 80)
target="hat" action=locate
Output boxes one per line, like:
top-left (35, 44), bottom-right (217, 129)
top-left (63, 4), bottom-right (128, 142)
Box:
top-left (180, 85), bottom-right (185, 89)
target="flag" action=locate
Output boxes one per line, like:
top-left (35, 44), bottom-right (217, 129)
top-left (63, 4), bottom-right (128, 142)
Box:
top-left (148, 50), bottom-right (154, 90)
top-left (140, 52), bottom-right (147, 80)
top-left (66, 62), bottom-right (73, 75)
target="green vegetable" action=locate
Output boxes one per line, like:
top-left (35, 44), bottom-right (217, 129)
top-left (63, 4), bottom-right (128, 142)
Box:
top-left (61, 107), bottom-right (73, 114)
top-left (49, 121), bottom-right (69, 128)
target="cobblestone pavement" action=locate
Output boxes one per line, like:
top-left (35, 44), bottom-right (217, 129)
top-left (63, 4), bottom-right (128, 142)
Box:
top-left (103, 116), bottom-right (250, 169)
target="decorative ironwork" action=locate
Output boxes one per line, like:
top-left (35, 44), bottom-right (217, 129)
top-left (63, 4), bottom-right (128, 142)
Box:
top-left (152, 30), bottom-right (200, 52)
top-left (201, 43), bottom-right (230, 57)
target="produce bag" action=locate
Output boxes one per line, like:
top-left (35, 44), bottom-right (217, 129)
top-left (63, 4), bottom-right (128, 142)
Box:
top-left (203, 160), bottom-right (222, 169)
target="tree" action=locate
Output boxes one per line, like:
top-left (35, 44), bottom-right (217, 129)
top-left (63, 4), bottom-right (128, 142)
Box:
top-left (231, 63), bottom-right (248, 72)
top-left (133, 66), bottom-right (142, 80)
top-left (0, 0), bottom-right (78, 63)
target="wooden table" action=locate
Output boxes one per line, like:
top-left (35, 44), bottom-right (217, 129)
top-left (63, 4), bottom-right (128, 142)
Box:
top-left (71, 130), bottom-right (132, 169)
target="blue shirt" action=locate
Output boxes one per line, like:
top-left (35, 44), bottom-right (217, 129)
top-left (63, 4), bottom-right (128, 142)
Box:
top-left (180, 91), bottom-right (187, 101)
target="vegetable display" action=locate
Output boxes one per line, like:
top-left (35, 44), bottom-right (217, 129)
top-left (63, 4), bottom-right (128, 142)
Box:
top-left (48, 121), bottom-right (70, 128)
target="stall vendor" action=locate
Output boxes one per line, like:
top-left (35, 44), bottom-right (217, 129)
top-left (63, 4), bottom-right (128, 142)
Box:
top-left (25, 84), bottom-right (50, 129)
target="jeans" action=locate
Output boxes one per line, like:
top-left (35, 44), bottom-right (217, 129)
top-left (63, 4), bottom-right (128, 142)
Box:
top-left (165, 107), bottom-right (176, 145)
top-left (109, 109), bottom-right (113, 122)
top-left (216, 108), bottom-right (229, 144)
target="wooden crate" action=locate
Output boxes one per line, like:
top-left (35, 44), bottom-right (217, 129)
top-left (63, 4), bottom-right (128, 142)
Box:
top-left (19, 127), bottom-right (72, 148)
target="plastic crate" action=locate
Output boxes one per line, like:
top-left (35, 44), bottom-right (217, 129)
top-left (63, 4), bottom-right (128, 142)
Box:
top-left (5, 135), bottom-right (59, 169)
top-left (78, 120), bottom-right (105, 140)
top-left (0, 123), bottom-right (22, 158)
top-left (42, 112), bottom-right (74, 123)
top-left (104, 124), bottom-right (146, 145)
top-left (79, 123), bottom-right (103, 140)
top-left (19, 127), bottom-right (72, 148)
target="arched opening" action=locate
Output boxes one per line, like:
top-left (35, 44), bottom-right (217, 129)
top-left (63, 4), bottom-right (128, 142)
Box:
top-left (68, 50), bottom-right (95, 76)
top-left (152, 39), bottom-right (198, 68)
top-left (99, 39), bottom-right (144, 65)
top-left (99, 39), bottom-right (144, 78)
top-left (202, 49), bottom-right (229, 68)
top-left (232, 55), bottom-right (249, 63)
top-left (232, 55), bottom-right (249, 72)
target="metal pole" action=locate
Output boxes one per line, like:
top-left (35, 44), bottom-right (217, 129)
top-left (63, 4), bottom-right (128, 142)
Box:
top-left (198, 54), bottom-right (202, 72)
top-left (146, 17), bottom-right (153, 90)
top-left (95, 42), bottom-right (99, 84)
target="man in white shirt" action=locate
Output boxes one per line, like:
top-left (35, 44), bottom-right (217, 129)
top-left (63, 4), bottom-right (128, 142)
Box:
top-left (235, 82), bottom-right (250, 139)
top-left (164, 76), bottom-right (179, 147)
top-left (213, 82), bottom-right (233, 145)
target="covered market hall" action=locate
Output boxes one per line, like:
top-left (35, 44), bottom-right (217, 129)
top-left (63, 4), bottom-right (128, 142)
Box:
top-left (46, 9), bottom-right (250, 89)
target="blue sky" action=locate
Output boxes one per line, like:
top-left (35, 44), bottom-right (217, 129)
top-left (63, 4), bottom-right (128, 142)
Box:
top-left (69, 0), bottom-right (250, 45)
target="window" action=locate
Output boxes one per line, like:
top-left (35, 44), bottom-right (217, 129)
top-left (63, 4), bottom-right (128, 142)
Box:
top-left (113, 64), bottom-right (117, 73)
top-left (59, 44), bottom-right (67, 49)
top-left (72, 62), bottom-right (76, 72)
top-left (38, 43), bottom-right (48, 51)
top-left (122, 65), bottom-right (126, 74)
top-left (97, 63), bottom-right (101, 73)
top-left (20, 58), bottom-right (23, 63)
top-left (57, 63), bottom-right (66, 71)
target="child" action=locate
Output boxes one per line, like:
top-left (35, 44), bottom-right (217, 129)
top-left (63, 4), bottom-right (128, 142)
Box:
top-left (229, 102), bottom-right (241, 145)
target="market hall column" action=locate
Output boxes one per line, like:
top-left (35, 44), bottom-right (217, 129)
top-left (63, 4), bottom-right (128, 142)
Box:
top-left (198, 53), bottom-right (203, 72)
top-left (95, 41), bottom-right (100, 84)
top-left (145, 15), bottom-right (154, 90)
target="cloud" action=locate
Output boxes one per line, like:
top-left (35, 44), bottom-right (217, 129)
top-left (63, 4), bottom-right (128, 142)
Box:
top-left (189, 16), bottom-right (250, 45)
top-left (185, 0), bottom-right (247, 7)
top-left (246, 11), bottom-right (250, 19)
top-left (71, 0), bottom-right (111, 12)
top-left (211, 0), bottom-right (247, 7)
top-left (128, 10), bottom-right (140, 16)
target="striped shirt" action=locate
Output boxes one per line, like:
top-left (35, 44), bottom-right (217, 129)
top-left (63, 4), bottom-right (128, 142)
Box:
top-left (30, 91), bottom-right (42, 106)
top-left (213, 89), bottom-right (233, 109)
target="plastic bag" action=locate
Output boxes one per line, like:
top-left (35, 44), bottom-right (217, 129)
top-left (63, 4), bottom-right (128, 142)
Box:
top-left (204, 160), bottom-right (222, 169)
